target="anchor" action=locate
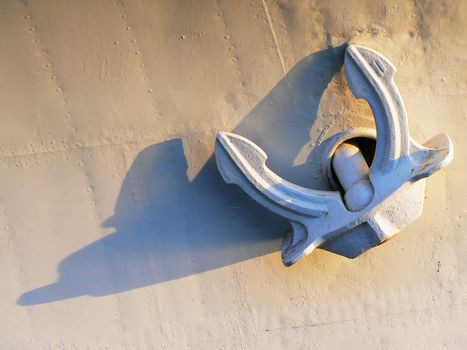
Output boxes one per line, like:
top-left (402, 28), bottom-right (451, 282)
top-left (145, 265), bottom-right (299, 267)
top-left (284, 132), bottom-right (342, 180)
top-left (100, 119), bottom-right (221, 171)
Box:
top-left (215, 44), bottom-right (453, 266)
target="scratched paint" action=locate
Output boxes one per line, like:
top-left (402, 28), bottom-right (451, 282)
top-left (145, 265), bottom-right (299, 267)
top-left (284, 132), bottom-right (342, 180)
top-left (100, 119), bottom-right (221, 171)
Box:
top-left (0, 0), bottom-right (466, 349)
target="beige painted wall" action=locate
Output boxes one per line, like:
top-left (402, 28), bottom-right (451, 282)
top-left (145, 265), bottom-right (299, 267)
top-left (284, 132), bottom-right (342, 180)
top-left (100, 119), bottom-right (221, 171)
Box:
top-left (0, 0), bottom-right (466, 348)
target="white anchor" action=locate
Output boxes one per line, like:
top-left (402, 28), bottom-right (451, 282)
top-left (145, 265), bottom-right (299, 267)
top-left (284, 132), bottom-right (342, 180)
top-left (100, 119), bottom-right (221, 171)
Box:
top-left (215, 44), bottom-right (453, 266)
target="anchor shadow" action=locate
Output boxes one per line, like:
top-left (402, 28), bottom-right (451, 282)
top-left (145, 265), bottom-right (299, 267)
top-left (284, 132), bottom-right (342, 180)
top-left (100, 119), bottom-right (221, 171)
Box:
top-left (18, 44), bottom-right (346, 305)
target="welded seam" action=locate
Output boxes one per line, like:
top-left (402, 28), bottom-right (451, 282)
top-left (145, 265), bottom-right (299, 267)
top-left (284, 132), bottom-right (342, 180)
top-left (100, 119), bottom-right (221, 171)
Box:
top-left (261, 0), bottom-right (286, 75)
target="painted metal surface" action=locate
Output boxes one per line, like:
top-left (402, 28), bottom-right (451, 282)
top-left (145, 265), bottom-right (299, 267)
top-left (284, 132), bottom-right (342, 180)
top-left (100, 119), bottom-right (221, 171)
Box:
top-left (0, 1), bottom-right (466, 349)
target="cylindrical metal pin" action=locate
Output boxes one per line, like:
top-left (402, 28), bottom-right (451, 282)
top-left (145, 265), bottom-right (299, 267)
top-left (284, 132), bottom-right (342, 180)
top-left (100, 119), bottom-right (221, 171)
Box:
top-left (332, 142), bottom-right (374, 211)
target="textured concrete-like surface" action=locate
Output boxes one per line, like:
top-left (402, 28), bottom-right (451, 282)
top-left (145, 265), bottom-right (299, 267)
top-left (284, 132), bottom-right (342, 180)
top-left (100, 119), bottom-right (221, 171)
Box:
top-left (0, 0), bottom-right (466, 349)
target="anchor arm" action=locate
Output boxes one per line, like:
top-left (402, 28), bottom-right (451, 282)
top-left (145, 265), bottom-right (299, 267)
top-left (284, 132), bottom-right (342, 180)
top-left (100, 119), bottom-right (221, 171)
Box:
top-left (344, 45), bottom-right (453, 182)
top-left (215, 132), bottom-right (343, 222)
top-left (345, 45), bottom-right (410, 174)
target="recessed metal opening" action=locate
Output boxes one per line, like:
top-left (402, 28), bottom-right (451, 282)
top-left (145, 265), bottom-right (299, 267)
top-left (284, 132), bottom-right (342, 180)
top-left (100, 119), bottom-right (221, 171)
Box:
top-left (329, 137), bottom-right (376, 192)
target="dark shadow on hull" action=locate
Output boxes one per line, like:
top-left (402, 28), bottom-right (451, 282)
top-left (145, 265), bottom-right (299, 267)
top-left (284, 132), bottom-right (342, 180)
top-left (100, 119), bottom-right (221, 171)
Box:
top-left (18, 44), bottom-right (346, 305)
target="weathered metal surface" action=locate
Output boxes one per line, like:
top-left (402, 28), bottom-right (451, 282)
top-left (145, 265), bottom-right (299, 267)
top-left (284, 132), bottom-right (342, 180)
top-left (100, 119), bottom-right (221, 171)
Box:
top-left (1, 1), bottom-right (465, 348)
top-left (215, 44), bottom-right (454, 266)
